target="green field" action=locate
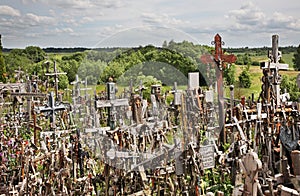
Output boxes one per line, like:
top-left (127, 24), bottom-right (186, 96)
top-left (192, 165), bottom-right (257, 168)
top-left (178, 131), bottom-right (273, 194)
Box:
top-left (226, 64), bottom-right (299, 100)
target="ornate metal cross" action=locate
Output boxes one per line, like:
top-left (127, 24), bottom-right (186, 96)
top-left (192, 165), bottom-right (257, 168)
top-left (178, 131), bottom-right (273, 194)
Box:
top-left (200, 34), bottom-right (236, 145)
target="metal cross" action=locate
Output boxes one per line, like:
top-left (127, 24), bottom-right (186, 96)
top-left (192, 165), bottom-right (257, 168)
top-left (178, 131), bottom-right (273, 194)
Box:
top-left (35, 91), bottom-right (66, 129)
top-left (200, 34), bottom-right (236, 145)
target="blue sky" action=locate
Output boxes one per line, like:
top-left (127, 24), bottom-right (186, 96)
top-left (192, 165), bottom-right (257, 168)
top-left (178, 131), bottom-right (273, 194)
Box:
top-left (1, 0), bottom-right (300, 48)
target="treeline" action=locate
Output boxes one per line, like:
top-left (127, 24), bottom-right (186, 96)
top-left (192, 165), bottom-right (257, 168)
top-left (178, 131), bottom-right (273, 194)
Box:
top-left (225, 46), bottom-right (297, 55)
top-left (0, 40), bottom-right (212, 90)
top-left (1, 40), bottom-right (299, 101)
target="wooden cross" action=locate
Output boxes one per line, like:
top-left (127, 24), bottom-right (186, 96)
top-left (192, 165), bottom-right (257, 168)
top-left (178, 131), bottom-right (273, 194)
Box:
top-left (10, 91), bottom-right (46, 121)
top-left (200, 34), bottom-right (236, 145)
top-left (29, 113), bottom-right (43, 146)
top-left (239, 151), bottom-right (262, 196)
top-left (71, 74), bottom-right (84, 98)
top-left (45, 61), bottom-right (66, 101)
top-left (95, 82), bottom-right (129, 129)
top-left (14, 66), bottom-right (24, 82)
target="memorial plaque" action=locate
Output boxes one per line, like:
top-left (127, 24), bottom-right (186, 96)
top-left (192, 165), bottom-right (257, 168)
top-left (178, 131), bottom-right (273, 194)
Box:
top-left (199, 145), bottom-right (215, 169)
top-left (188, 72), bottom-right (199, 90)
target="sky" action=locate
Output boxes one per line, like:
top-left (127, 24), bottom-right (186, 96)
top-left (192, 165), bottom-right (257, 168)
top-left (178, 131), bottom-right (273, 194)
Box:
top-left (0, 0), bottom-right (300, 48)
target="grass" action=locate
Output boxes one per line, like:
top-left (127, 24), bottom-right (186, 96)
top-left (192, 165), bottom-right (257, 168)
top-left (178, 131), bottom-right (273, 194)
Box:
top-left (226, 64), bottom-right (299, 101)
top-left (69, 64), bottom-right (298, 104)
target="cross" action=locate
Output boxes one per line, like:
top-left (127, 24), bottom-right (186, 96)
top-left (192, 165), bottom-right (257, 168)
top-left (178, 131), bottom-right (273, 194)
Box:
top-left (10, 91), bottom-right (46, 121)
top-left (80, 77), bottom-right (92, 100)
top-left (200, 34), bottom-right (236, 146)
top-left (35, 91), bottom-right (66, 130)
top-left (29, 113), bottom-right (43, 146)
top-left (71, 74), bottom-right (84, 98)
top-left (95, 82), bottom-right (129, 129)
top-left (239, 151), bottom-right (262, 196)
top-left (45, 61), bottom-right (67, 101)
top-left (14, 66), bottom-right (24, 82)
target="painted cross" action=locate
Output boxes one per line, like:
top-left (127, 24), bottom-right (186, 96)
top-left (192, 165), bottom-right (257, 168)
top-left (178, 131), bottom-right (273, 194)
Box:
top-left (45, 61), bottom-right (67, 101)
top-left (200, 34), bottom-right (236, 145)
top-left (35, 92), bottom-right (67, 129)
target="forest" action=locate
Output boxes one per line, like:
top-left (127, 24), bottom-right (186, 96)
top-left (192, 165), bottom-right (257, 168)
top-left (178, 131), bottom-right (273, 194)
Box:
top-left (1, 39), bottom-right (299, 101)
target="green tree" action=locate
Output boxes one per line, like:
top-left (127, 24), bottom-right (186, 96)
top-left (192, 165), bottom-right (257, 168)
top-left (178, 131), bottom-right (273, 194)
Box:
top-left (60, 59), bottom-right (80, 83)
top-left (293, 44), bottom-right (300, 71)
top-left (0, 35), bottom-right (7, 83)
top-left (223, 64), bottom-right (236, 85)
top-left (77, 60), bottom-right (107, 84)
top-left (238, 65), bottom-right (251, 88)
top-left (280, 75), bottom-right (300, 101)
top-left (23, 46), bottom-right (46, 63)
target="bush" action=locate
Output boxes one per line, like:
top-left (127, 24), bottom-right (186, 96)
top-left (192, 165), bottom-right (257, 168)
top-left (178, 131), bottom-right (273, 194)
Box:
top-left (238, 66), bottom-right (251, 88)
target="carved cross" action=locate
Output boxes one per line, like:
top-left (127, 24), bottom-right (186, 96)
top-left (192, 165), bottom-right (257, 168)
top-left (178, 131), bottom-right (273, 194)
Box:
top-left (239, 151), bottom-right (262, 196)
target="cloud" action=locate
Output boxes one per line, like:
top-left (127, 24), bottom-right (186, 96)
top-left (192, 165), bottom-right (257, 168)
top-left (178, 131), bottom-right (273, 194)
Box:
top-left (267, 12), bottom-right (300, 30)
top-left (141, 13), bottom-right (189, 27)
top-left (0, 5), bottom-right (21, 17)
top-left (24, 13), bottom-right (56, 26)
top-left (31, 0), bottom-right (125, 10)
top-left (227, 1), bottom-right (300, 33)
top-left (227, 2), bottom-right (265, 26)
top-left (55, 27), bottom-right (74, 33)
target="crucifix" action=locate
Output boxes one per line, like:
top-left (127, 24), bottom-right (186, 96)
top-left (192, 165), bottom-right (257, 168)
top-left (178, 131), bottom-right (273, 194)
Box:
top-left (45, 61), bottom-right (66, 101)
top-left (200, 34), bottom-right (236, 146)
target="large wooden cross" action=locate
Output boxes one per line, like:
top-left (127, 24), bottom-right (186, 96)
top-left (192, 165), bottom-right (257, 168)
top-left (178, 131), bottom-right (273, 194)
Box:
top-left (200, 34), bottom-right (236, 145)
top-left (45, 61), bottom-right (66, 101)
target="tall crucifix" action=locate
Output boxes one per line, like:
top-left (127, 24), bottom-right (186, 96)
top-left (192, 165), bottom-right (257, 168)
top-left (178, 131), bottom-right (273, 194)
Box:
top-left (45, 61), bottom-right (66, 101)
top-left (200, 34), bottom-right (236, 145)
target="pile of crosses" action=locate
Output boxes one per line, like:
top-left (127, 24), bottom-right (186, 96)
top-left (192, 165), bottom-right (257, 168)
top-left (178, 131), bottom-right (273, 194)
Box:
top-left (208, 35), bottom-right (300, 195)
top-left (0, 34), bottom-right (300, 196)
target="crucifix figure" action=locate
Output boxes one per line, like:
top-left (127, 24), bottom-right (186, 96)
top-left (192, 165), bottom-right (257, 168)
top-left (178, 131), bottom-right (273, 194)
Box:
top-left (200, 34), bottom-right (236, 145)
